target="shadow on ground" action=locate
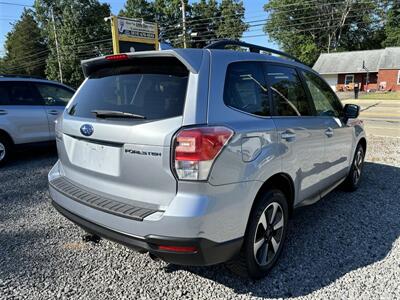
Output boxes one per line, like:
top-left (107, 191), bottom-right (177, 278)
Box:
top-left (5, 144), bottom-right (57, 168)
top-left (165, 162), bottom-right (400, 298)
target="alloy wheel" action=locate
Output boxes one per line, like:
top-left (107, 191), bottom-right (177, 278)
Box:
top-left (253, 202), bottom-right (285, 266)
top-left (0, 142), bottom-right (5, 161)
top-left (352, 148), bottom-right (364, 185)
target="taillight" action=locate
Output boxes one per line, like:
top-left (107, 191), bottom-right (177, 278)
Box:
top-left (105, 54), bottom-right (129, 61)
top-left (173, 126), bottom-right (234, 180)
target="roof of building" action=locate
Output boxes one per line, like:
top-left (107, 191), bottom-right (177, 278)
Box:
top-left (313, 47), bottom-right (400, 74)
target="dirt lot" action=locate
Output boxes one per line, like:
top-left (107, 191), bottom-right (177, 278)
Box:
top-left (0, 135), bottom-right (399, 299)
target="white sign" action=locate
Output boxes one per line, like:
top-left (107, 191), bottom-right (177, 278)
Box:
top-left (117, 17), bottom-right (156, 40)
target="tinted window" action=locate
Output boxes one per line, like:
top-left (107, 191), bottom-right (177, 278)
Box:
top-left (69, 57), bottom-right (188, 120)
top-left (224, 62), bottom-right (270, 116)
top-left (36, 83), bottom-right (74, 106)
top-left (266, 65), bottom-right (312, 116)
top-left (302, 71), bottom-right (343, 117)
top-left (7, 82), bottom-right (43, 105)
top-left (0, 84), bottom-right (11, 105)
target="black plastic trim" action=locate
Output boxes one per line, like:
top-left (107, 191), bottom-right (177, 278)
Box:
top-left (49, 177), bottom-right (159, 221)
top-left (205, 39), bottom-right (302, 63)
top-left (52, 201), bottom-right (243, 266)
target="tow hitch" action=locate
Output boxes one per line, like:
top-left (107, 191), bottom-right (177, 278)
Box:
top-left (82, 233), bottom-right (101, 244)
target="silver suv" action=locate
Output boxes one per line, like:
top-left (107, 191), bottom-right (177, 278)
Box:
top-left (48, 41), bottom-right (366, 279)
top-left (0, 76), bottom-right (75, 165)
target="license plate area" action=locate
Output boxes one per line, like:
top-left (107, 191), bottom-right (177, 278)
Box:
top-left (68, 138), bottom-right (121, 176)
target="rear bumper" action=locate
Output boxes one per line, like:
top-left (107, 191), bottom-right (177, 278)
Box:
top-left (52, 200), bottom-right (242, 266)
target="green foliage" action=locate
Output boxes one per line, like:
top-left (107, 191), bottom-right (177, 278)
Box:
top-left (217, 0), bottom-right (247, 40)
top-left (1, 9), bottom-right (47, 77)
top-left (384, 1), bottom-right (400, 46)
top-left (190, 0), bottom-right (219, 47)
top-left (119, 0), bottom-right (155, 21)
top-left (34, 0), bottom-right (111, 88)
top-left (154, 0), bottom-right (187, 46)
top-left (264, 0), bottom-right (387, 66)
top-left (119, 0), bottom-right (248, 47)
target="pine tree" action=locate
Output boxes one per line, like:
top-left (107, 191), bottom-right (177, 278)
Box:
top-left (216, 0), bottom-right (248, 40)
top-left (384, 2), bottom-right (400, 46)
top-left (119, 0), bottom-right (155, 21)
top-left (190, 0), bottom-right (220, 48)
top-left (2, 9), bottom-right (47, 77)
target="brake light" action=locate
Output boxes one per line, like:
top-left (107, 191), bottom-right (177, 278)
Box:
top-left (105, 54), bottom-right (129, 61)
top-left (173, 126), bottom-right (234, 180)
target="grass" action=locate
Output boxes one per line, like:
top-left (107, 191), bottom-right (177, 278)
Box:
top-left (358, 91), bottom-right (400, 100)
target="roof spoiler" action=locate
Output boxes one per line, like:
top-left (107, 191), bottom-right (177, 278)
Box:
top-left (81, 49), bottom-right (203, 77)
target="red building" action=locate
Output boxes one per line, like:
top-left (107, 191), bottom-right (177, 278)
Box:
top-left (313, 47), bottom-right (400, 92)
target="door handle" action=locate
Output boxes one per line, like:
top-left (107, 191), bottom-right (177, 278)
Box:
top-left (325, 127), bottom-right (334, 137)
top-left (281, 130), bottom-right (296, 141)
top-left (0, 109), bottom-right (7, 115)
top-left (48, 110), bottom-right (59, 115)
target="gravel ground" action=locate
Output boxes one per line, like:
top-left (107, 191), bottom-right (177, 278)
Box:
top-left (1, 137), bottom-right (399, 300)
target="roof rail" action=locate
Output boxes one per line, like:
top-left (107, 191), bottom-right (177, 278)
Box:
top-left (204, 40), bottom-right (302, 63)
top-left (0, 74), bottom-right (45, 79)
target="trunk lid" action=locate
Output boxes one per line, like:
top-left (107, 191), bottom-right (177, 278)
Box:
top-left (57, 54), bottom-right (198, 209)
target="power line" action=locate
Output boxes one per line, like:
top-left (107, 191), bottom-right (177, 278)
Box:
top-left (0, 1), bottom-right (33, 7)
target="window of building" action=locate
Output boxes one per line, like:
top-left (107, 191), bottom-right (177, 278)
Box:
top-left (397, 70), bottom-right (400, 85)
top-left (344, 74), bottom-right (354, 85)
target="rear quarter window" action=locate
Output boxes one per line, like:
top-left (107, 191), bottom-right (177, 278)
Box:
top-left (223, 61), bottom-right (270, 116)
top-left (68, 57), bottom-right (189, 121)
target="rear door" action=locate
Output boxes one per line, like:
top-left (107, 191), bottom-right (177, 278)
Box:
top-left (301, 70), bottom-right (353, 187)
top-left (0, 81), bottom-right (49, 144)
top-left (34, 82), bottom-right (74, 139)
top-left (58, 56), bottom-right (191, 208)
top-left (265, 64), bottom-right (327, 205)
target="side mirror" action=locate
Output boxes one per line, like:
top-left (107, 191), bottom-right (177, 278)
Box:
top-left (343, 104), bottom-right (360, 119)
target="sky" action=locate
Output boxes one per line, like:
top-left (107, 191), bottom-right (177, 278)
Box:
top-left (0, 0), bottom-right (277, 56)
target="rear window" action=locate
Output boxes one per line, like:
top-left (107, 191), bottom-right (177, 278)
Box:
top-left (69, 57), bottom-right (189, 120)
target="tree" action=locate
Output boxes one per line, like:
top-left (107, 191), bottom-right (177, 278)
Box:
top-left (119, 0), bottom-right (248, 48)
top-left (154, 0), bottom-right (188, 46)
top-left (34, 0), bottom-right (111, 88)
top-left (190, 0), bottom-right (220, 48)
top-left (1, 9), bottom-right (47, 77)
top-left (119, 0), bottom-right (155, 21)
top-left (216, 0), bottom-right (248, 40)
top-left (384, 1), bottom-right (400, 46)
top-left (263, 0), bottom-right (386, 66)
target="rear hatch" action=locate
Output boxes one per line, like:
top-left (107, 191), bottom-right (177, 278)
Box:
top-left (57, 54), bottom-right (195, 209)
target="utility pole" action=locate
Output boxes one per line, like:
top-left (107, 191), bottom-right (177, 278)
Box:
top-left (181, 0), bottom-right (187, 48)
top-left (51, 7), bottom-right (63, 83)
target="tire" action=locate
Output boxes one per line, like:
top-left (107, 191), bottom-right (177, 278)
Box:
top-left (0, 134), bottom-right (11, 166)
top-left (226, 189), bottom-right (289, 279)
top-left (343, 143), bottom-right (365, 191)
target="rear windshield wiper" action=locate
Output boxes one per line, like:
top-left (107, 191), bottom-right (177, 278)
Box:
top-left (92, 110), bottom-right (146, 119)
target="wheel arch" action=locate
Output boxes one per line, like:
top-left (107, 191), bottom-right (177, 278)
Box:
top-left (251, 173), bottom-right (295, 218)
top-left (0, 129), bottom-right (14, 145)
top-left (358, 137), bottom-right (367, 153)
